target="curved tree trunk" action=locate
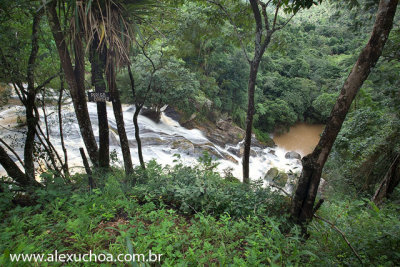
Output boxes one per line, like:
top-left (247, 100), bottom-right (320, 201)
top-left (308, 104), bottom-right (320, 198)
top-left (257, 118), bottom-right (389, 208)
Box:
top-left (90, 34), bottom-right (110, 170)
top-left (0, 144), bottom-right (40, 187)
top-left (291, 0), bottom-right (399, 224)
top-left (134, 105), bottom-right (145, 169)
top-left (47, 2), bottom-right (99, 165)
top-left (372, 154), bottom-right (400, 205)
top-left (107, 59), bottom-right (133, 175)
top-left (242, 0), bottom-right (273, 183)
top-left (127, 65), bottom-right (145, 169)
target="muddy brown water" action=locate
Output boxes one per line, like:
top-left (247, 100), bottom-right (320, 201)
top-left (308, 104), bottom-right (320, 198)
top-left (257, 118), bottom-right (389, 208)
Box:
top-left (273, 123), bottom-right (325, 157)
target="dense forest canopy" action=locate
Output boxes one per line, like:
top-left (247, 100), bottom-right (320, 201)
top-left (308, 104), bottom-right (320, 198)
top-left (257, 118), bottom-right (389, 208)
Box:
top-left (0, 0), bottom-right (399, 265)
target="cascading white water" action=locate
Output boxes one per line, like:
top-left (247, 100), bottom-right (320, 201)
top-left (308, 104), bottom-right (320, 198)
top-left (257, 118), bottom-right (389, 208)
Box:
top-left (0, 95), bottom-right (302, 190)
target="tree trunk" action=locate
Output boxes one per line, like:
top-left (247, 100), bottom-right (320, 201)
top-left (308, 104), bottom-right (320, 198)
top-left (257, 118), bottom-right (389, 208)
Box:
top-left (291, 0), bottom-right (398, 224)
top-left (0, 144), bottom-right (39, 187)
top-left (23, 9), bottom-right (42, 181)
top-left (58, 68), bottom-right (69, 177)
top-left (372, 154), bottom-right (400, 205)
top-left (127, 65), bottom-right (145, 169)
top-left (242, 0), bottom-right (273, 183)
top-left (242, 61), bottom-right (260, 183)
top-left (47, 2), bottom-right (99, 165)
top-left (90, 35), bottom-right (110, 170)
top-left (134, 105), bottom-right (145, 169)
top-left (107, 59), bottom-right (133, 175)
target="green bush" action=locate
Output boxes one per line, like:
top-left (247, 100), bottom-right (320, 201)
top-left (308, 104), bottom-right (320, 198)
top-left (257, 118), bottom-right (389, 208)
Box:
top-left (130, 156), bottom-right (288, 218)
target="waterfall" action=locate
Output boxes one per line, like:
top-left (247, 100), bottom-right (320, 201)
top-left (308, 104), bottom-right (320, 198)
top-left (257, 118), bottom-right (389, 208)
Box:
top-left (0, 97), bottom-right (302, 190)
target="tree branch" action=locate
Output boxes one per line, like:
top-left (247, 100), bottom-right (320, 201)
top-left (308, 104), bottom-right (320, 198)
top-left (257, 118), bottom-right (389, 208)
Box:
top-left (275, 13), bottom-right (296, 32)
top-left (272, 0), bottom-right (281, 31)
top-left (314, 214), bottom-right (363, 265)
top-left (0, 137), bottom-right (24, 168)
top-left (34, 72), bottom-right (61, 93)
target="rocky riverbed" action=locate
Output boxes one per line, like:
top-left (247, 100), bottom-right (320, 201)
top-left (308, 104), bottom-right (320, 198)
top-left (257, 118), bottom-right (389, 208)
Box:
top-left (0, 92), bottom-right (304, 192)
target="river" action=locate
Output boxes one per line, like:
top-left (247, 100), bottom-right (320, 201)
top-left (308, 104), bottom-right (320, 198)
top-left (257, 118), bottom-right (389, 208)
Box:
top-left (0, 94), bottom-right (316, 190)
top-left (273, 123), bottom-right (325, 157)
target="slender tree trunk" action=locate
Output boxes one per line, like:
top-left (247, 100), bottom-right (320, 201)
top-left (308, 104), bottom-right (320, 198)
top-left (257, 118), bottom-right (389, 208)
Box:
top-left (134, 105), bottom-right (145, 169)
top-left (47, 2), bottom-right (99, 165)
top-left (242, 0), bottom-right (273, 183)
top-left (24, 9), bottom-right (42, 181)
top-left (372, 154), bottom-right (400, 205)
top-left (127, 65), bottom-right (145, 169)
top-left (242, 61), bottom-right (260, 183)
top-left (291, 0), bottom-right (398, 224)
top-left (58, 70), bottom-right (69, 177)
top-left (107, 59), bottom-right (133, 175)
top-left (90, 35), bottom-right (109, 169)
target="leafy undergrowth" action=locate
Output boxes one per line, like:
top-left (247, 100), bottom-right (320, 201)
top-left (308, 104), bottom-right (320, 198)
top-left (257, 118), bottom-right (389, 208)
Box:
top-left (306, 195), bottom-right (400, 266)
top-left (0, 158), bottom-right (399, 266)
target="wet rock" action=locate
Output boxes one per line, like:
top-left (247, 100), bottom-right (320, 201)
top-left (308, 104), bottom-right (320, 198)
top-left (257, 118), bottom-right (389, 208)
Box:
top-left (220, 152), bottom-right (238, 164)
top-left (193, 144), bottom-right (221, 159)
top-left (264, 167), bottom-right (279, 181)
top-left (180, 113), bottom-right (198, 128)
top-left (192, 142), bottom-right (237, 163)
top-left (265, 168), bottom-right (290, 187)
top-left (141, 107), bottom-right (160, 122)
top-left (251, 134), bottom-right (275, 148)
top-left (273, 172), bottom-right (288, 187)
top-left (200, 118), bottom-right (245, 147)
top-left (285, 151), bottom-right (301, 160)
top-left (140, 137), bottom-right (167, 146)
top-left (238, 146), bottom-right (257, 157)
top-left (171, 139), bottom-right (194, 154)
top-left (164, 105), bottom-right (180, 122)
top-left (109, 132), bottom-right (120, 146)
top-left (227, 146), bottom-right (240, 157)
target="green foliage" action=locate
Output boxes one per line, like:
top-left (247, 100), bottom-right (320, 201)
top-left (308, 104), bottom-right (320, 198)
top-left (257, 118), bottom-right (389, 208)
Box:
top-left (119, 48), bottom-right (199, 113)
top-left (130, 158), bottom-right (288, 217)
top-left (253, 128), bottom-right (275, 147)
top-left (254, 98), bottom-right (297, 132)
top-left (0, 164), bottom-right (304, 266)
top-left (312, 92), bottom-right (338, 121)
top-left (307, 197), bottom-right (400, 266)
top-left (2, 162), bottom-right (398, 266)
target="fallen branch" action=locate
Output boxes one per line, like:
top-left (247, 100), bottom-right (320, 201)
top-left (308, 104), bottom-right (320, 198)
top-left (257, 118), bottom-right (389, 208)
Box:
top-left (269, 183), bottom-right (291, 197)
top-left (313, 214), bottom-right (363, 265)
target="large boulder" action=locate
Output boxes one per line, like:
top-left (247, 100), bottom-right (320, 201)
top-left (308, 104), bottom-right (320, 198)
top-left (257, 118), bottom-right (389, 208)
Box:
top-left (264, 167), bottom-right (279, 181)
top-left (285, 151), bottom-right (302, 160)
top-left (251, 134), bottom-right (275, 148)
top-left (273, 173), bottom-right (288, 187)
top-left (193, 143), bottom-right (222, 159)
top-left (226, 145), bottom-right (257, 158)
top-left (171, 139), bottom-right (195, 154)
top-left (141, 107), bottom-right (161, 122)
top-left (129, 137), bottom-right (168, 147)
top-left (264, 167), bottom-right (289, 187)
top-left (163, 105), bottom-right (181, 122)
top-left (197, 118), bottom-right (245, 147)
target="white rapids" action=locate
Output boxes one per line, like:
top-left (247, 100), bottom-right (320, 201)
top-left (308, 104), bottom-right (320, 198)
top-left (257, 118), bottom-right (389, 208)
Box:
top-left (0, 93), bottom-right (302, 190)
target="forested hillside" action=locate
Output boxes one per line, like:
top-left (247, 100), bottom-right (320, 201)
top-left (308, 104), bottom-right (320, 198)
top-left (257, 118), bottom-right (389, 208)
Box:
top-left (0, 0), bottom-right (399, 265)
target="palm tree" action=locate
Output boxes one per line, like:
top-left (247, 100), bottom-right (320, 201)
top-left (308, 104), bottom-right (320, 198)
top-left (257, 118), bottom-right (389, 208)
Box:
top-left (76, 0), bottom-right (159, 175)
